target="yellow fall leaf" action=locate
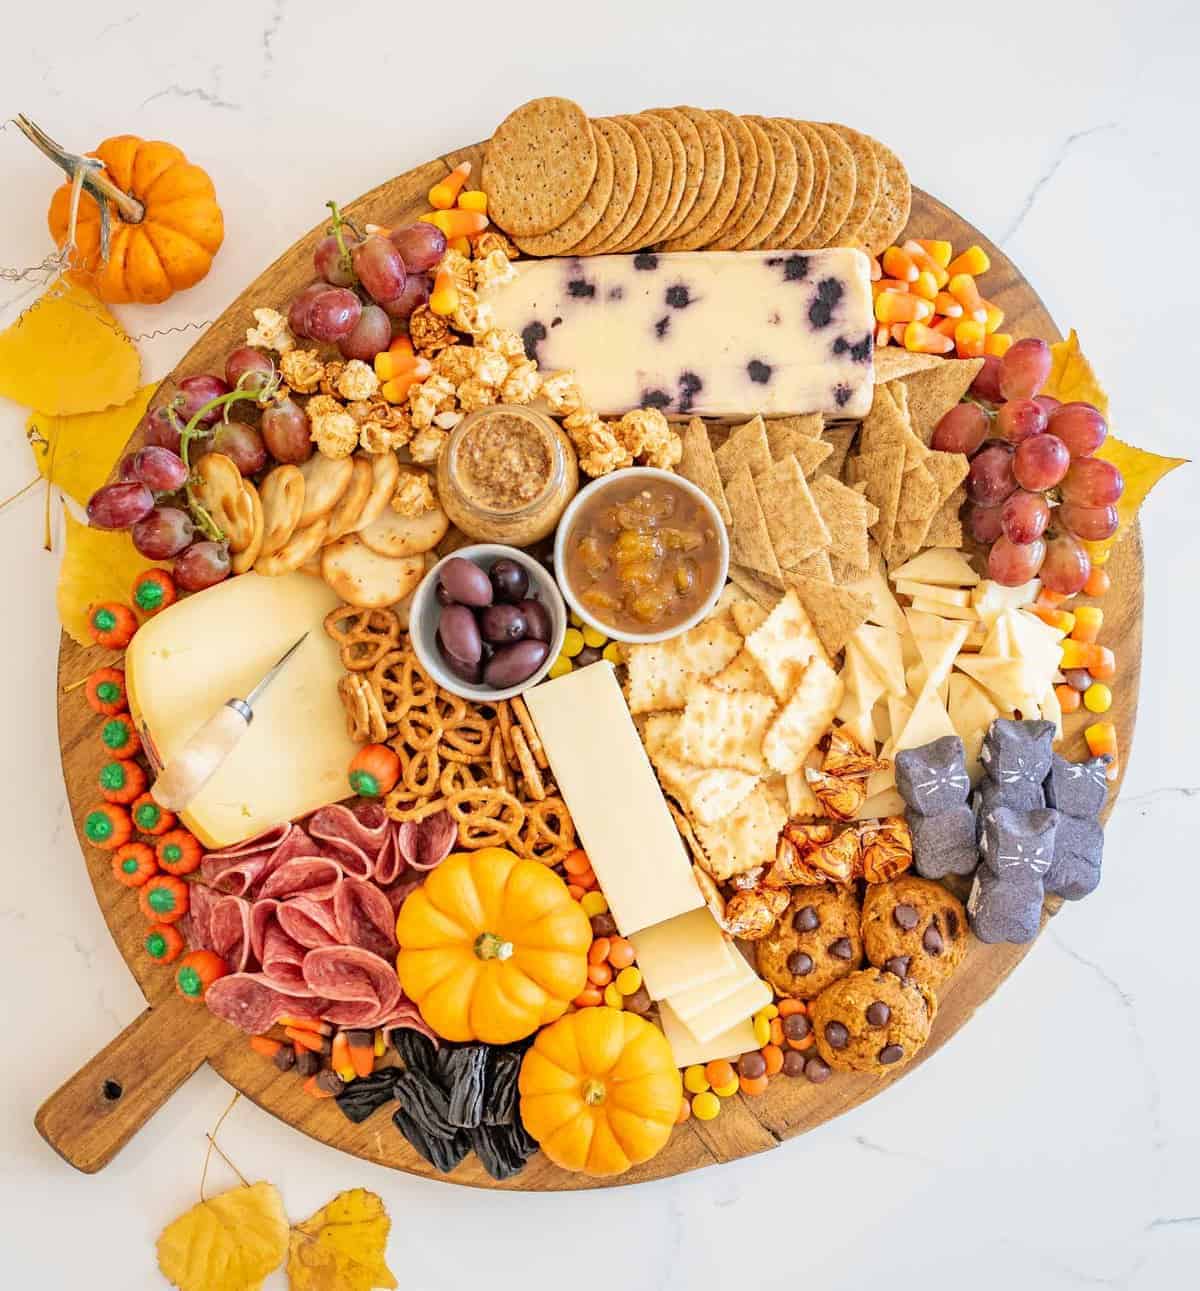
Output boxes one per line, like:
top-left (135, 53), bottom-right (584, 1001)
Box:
top-left (29, 383), bottom-right (156, 507)
top-left (57, 508), bottom-right (164, 645)
top-left (156, 1181), bottom-right (289, 1291)
top-left (1044, 329), bottom-right (1186, 542)
top-left (287, 1188), bottom-right (398, 1291)
top-left (0, 281), bottom-right (140, 416)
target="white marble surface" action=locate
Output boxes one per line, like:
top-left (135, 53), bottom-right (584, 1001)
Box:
top-left (1, 1), bottom-right (1197, 1286)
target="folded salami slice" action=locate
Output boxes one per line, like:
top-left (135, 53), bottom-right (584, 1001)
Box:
top-left (201, 822), bottom-right (300, 896)
top-left (308, 803), bottom-right (391, 880)
top-left (372, 830), bottom-right (405, 887)
top-left (302, 945), bottom-right (404, 1028)
top-left (333, 877), bottom-right (397, 960)
top-left (277, 895), bottom-right (341, 949)
top-left (210, 895), bottom-right (254, 973)
top-left (205, 973), bottom-right (330, 1035)
top-left (260, 924), bottom-right (310, 994)
top-left (183, 881), bottom-right (221, 952)
top-left (396, 810), bottom-right (457, 872)
top-left (258, 857), bottom-right (343, 902)
top-left (376, 999), bottom-right (437, 1041)
top-left (249, 897), bottom-right (281, 964)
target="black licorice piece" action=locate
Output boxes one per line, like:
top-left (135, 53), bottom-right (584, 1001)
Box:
top-left (442, 1045), bottom-right (489, 1129)
top-left (334, 1069), bottom-right (398, 1125)
top-left (393, 1106), bottom-right (471, 1174)
top-left (390, 1027), bottom-right (440, 1082)
top-left (471, 1120), bottom-right (540, 1181)
top-left (481, 1049), bottom-right (522, 1126)
top-left (393, 1069), bottom-right (457, 1141)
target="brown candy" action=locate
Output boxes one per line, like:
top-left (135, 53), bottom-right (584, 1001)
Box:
top-left (878, 1044), bottom-right (904, 1065)
top-left (738, 1051), bottom-right (767, 1080)
top-left (781, 1049), bottom-right (808, 1077)
top-left (824, 1021), bottom-right (850, 1049)
top-left (829, 937), bottom-right (854, 960)
top-left (865, 1001), bottom-right (891, 1026)
top-left (787, 951), bottom-right (815, 977)
top-left (590, 912), bottom-right (619, 937)
top-left (804, 1056), bottom-right (832, 1083)
top-left (893, 903), bottom-right (919, 930)
top-left (783, 1013), bottom-right (811, 1042)
top-left (622, 984), bottom-right (653, 1015)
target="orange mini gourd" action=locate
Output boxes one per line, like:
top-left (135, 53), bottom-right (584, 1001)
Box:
top-left (395, 848), bottom-right (590, 1044)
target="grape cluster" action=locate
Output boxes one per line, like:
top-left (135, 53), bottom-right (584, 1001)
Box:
top-left (931, 338), bottom-right (1123, 592)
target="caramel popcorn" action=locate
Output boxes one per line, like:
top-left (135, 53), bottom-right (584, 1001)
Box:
top-left (451, 287), bottom-right (494, 338)
top-left (245, 307), bottom-right (295, 354)
top-left (500, 360), bottom-right (540, 405)
top-left (410, 426), bottom-right (449, 465)
top-left (563, 410), bottom-right (633, 477)
top-left (335, 358), bottom-right (380, 402)
top-left (279, 348), bottom-right (325, 394)
top-left (409, 305), bottom-right (454, 354)
top-left (306, 394), bottom-right (359, 459)
top-left (359, 405), bottom-right (413, 454)
top-left (478, 327), bottom-right (528, 361)
top-left (433, 409), bottom-right (464, 430)
top-left (473, 349), bottom-right (510, 388)
top-left (409, 374), bottom-right (457, 429)
top-left (540, 370), bottom-right (586, 416)
top-left (432, 345), bottom-right (478, 387)
top-left (441, 249), bottom-right (474, 292)
top-left (474, 231), bottom-right (518, 261)
top-left (391, 468), bottom-right (436, 516)
top-left (472, 248), bottom-right (518, 291)
top-left (612, 407), bottom-right (683, 470)
top-left (456, 377), bottom-right (499, 413)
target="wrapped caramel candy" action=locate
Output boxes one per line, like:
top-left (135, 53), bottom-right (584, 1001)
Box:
top-left (855, 815), bottom-right (914, 883)
top-left (822, 726), bottom-right (891, 779)
top-left (723, 885), bottom-right (790, 940)
top-left (804, 766), bottom-right (868, 821)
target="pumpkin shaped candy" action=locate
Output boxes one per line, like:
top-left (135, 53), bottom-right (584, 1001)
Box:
top-left (519, 1008), bottom-right (683, 1177)
top-left (395, 848), bottom-right (590, 1044)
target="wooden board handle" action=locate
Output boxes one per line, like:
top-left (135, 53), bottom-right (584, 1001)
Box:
top-left (35, 995), bottom-right (228, 1173)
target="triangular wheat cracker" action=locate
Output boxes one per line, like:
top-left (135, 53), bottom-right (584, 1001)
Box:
top-left (755, 454), bottom-right (830, 570)
top-left (725, 465), bottom-right (782, 582)
top-left (715, 414), bottom-right (772, 483)
top-left (900, 358), bottom-right (986, 444)
top-left (678, 417), bottom-right (731, 525)
top-left (785, 574), bottom-right (874, 656)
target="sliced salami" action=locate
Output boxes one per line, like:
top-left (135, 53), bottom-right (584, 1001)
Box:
top-left (376, 999), bottom-right (438, 1042)
top-left (205, 973), bottom-right (330, 1034)
top-left (396, 810), bottom-right (457, 872)
top-left (308, 803), bottom-right (391, 880)
top-left (200, 824), bottom-right (292, 895)
top-left (333, 877), bottom-right (397, 960)
top-left (249, 898), bottom-right (281, 965)
top-left (254, 824), bottom-right (321, 893)
top-left (372, 830), bottom-right (406, 887)
top-left (277, 895), bottom-right (341, 949)
top-left (258, 857), bottom-right (343, 902)
top-left (260, 925), bottom-right (310, 994)
top-left (210, 895), bottom-right (254, 973)
top-left (301, 945), bottom-right (403, 1028)
top-left (184, 881), bottom-right (221, 952)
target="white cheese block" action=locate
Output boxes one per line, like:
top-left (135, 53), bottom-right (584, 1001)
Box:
top-left (889, 547), bottom-right (980, 587)
top-left (665, 943), bottom-right (757, 1022)
top-left (658, 1003), bottom-right (758, 1069)
top-left (895, 581), bottom-right (972, 607)
top-left (910, 596), bottom-right (978, 622)
top-left (629, 908), bottom-right (738, 1001)
top-left (479, 248), bottom-right (876, 418)
top-left (668, 974), bottom-right (772, 1044)
top-left (524, 663), bottom-right (703, 935)
top-left (125, 573), bottom-right (358, 849)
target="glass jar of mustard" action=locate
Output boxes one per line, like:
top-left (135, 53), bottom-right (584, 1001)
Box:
top-left (437, 405), bottom-right (579, 545)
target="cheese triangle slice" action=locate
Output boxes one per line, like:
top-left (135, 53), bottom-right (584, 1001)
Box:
top-left (840, 637), bottom-right (888, 713)
top-left (851, 623), bottom-right (907, 697)
top-left (890, 546), bottom-right (980, 587)
top-left (952, 654), bottom-right (1029, 711)
top-left (904, 610), bottom-right (969, 691)
top-left (842, 545), bottom-right (907, 633)
top-left (895, 684), bottom-right (957, 752)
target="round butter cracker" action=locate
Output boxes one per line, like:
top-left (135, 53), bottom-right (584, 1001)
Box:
top-left (783, 121), bottom-right (829, 247)
top-left (735, 117), bottom-right (801, 250)
top-left (804, 122), bottom-right (857, 248)
top-left (482, 96), bottom-right (597, 238)
top-left (824, 123), bottom-right (881, 245)
top-left (637, 110), bottom-right (689, 246)
top-left (857, 138), bottom-right (912, 256)
top-left (707, 115), bottom-right (775, 249)
top-left (760, 118), bottom-right (815, 250)
top-left (611, 113), bottom-right (676, 252)
top-left (514, 124), bottom-right (615, 256)
top-left (661, 108), bottom-right (742, 251)
top-left (593, 115), bottom-right (653, 253)
top-left (647, 107), bottom-right (713, 242)
top-left (571, 118), bottom-right (639, 255)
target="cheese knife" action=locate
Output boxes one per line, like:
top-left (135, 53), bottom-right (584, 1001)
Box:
top-left (150, 632), bottom-right (310, 812)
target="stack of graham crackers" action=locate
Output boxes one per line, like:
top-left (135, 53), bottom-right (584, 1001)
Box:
top-left (481, 97), bottom-right (910, 259)
top-left (674, 351), bottom-right (985, 661)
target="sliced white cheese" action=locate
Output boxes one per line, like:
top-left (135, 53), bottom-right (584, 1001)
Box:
top-left (895, 685), bottom-right (957, 752)
top-left (910, 596), bottom-right (978, 622)
top-left (629, 908), bottom-right (738, 1001)
top-left (674, 974), bottom-right (772, 1044)
top-left (890, 547), bottom-right (981, 587)
top-left (658, 1003), bottom-right (758, 1069)
top-left (841, 704), bottom-right (877, 754)
top-left (844, 550), bottom-right (907, 633)
top-left (904, 610), bottom-right (969, 693)
top-left (525, 664), bottom-right (703, 936)
top-left (894, 581), bottom-right (972, 607)
top-left (851, 623), bottom-right (907, 697)
top-left (952, 654), bottom-right (1029, 712)
top-left (948, 673), bottom-right (1001, 782)
top-left (666, 944), bottom-right (758, 1022)
top-left (854, 787), bottom-right (907, 819)
top-left (971, 578), bottom-right (1040, 623)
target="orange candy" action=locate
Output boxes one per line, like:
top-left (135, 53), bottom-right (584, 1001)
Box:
top-left (574, 986), bottom-right (604, 1008)
top-left (876, 291), bottom-right (933, 325)
top-left (739, 1074), bottom-right (770, 1097)
top-left (563, 849), bottom-right (591, 876)
top-left (881, 246), bottom-right (918, 282)
top-left (588, 937), bottom-right (611, 965)
top-left (705, 1060), bottom-right (736, 1089)
top-left (761, 1044), bottom-right (784, 1076)
top-left (1055, 683), bottom-right (1082, 715)
top-left (587, 961), bottom-right (613, 987)
top-left (905, 321), bottom-right (955, 354)
top-left (1084, 567), bottom-right (1112, 598)
top-left (607, 938), bottom-right (636, 969)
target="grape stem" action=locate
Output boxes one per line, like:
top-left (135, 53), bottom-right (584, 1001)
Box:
top-left (177, 381), bottom-right (280, 542)
top-left (326, 200), bottom-right (357, 285)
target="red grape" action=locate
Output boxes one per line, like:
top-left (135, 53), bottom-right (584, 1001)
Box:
top-left (338, 304), bottom-right (393, 361)
top-left (967, 502), bottom-right (1005, 544)
top-left (140, 404), bottom-right (204, 457)
top-left (124, 445), bottom-right (188, 492)
top-left (967, 443), bottom-right (1017, 506)
top-left (177, 374), bottom-right (231, 426)
top-left (1013, 432), bottom-right (1069, 491)
top-left (381, 273), bottom-right (431, 323)
top-left (931, 403), bottom-right (989, 455)
top-left (306, 287), bottom-right (362, 342)
top-left (261, 397), bottom-right (313, 464)
top-left (1040, 532), bottom-right (1091, 595)
top-left (1001, 489), bottom-right (1050, 544)
top-left (132, 506), bottom-right (194, 559)
top-left (313, 232), bottom-right (358, 286)
top-left (174, 540), bottom-right (231, 591)
top-left (988, 534), bottom-right (1045, 586)
top-left (87, 482), bottom-right (154, 530)
top-left (225, 346), bottom-right (275, 396)
top-left (1060, 456), bottom-right (1124, 506)
top-left (999, 338), bottom-right (1052, 400)
top-left (211, 421), bottom-right (268, 475)
top-left (1048, 401), bottom-right (1107, 458)
top-left (288, 282), bottom-right (330, 338)
top-left (1034, 395), bottom-right (1061, 415)
top-left (352, 235), bottom-right (407, 304)
top-left (1059, 502), bottom-right (1119, 541)
top-left (390, 222), bottom-right (447, 273)
top-left (996, 398), bottom-right (1048, 444)
top-left (969, 354), bottom-right (1004, 403)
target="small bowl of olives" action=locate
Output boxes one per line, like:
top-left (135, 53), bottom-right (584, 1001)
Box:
top-left (409, 544), bottom-right (567, 701)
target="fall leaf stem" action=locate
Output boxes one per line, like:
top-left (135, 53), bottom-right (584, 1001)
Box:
top-left (199, 1092), bottom-right (246, 1200)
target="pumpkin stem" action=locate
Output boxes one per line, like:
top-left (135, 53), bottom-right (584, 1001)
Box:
top-left (473, 932), bottom-right (514, 962)
top-left (325, 201), bottom-right (356, 285)
top-left (581, 1078), bottom-right (607, 1106)
top-left (14, 114), bottom-right (145, 226)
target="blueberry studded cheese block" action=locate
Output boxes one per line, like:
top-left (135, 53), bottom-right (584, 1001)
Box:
top-left (478, 248), bottom-right (875, 418)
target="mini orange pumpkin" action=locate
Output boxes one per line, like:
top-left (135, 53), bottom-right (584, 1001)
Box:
top-left (519, 1008), bottom-right (682, 1176)
top-left (47, 135), bottom-right (224, 304)
top-left (395, 847), bottom-right (590, 1044)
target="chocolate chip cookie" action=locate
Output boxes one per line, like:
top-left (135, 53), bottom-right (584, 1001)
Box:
top-left (810, 968), bottom-right (937, 1075)
top-left (861, 875), bottom-right (968, 992)
top-left (755, 884), bottom-right (862, 1000)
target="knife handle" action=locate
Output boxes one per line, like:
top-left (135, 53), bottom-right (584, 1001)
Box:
top-left (151, 702), bottom-right (250, 812)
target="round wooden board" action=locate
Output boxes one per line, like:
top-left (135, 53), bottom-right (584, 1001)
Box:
top-left (40, 142), bottom-right (1143, 1188)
